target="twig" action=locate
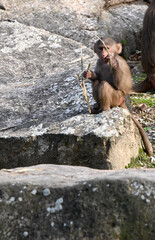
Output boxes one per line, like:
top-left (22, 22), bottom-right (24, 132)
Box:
top-left (77, 45), bottom-right (92, 114)
top-left (82, 63), bottom-right (91, 113)
top-left (81, 45), bottom-right (84, 73)
top-left (77, 69), bottom-right (92, 114)
top-left (81, 46), bottom-right (91, 114)
top-left (96, 35), bottom-right (112, 68)
top-left (77, 46), bottom-right (92, 115)
top-left (96, 35), bottom-right (109, 52)
top-left (68, 55), bottom-right (90, 64)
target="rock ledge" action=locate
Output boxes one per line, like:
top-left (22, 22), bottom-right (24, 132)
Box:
top-left (0, 164), bottom-right (154, 240)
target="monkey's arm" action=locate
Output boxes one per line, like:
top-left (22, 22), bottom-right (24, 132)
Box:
top-left (109, 56), bottom-right (128, 94)
top-left (111, 56), bottom-right (132, 94)
top-left (109, 55), bottom-right (119, 70)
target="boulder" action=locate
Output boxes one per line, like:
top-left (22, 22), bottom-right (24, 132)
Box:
top-left (0, 20), bottom-right (141, 170)
top-left (0, 0), bottom-right (148, 55)
top-left (0, 164), bottom-right (154, 240)
top-left (0, 107), bottom-right (141, 170)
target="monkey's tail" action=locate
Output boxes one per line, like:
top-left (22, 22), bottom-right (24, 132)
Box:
top-left (121, 103), bottom-right (153, 156)
top-left (130, 115), bottom-right (153, 156)
top-left (131, 79), bottom-right (152, 93)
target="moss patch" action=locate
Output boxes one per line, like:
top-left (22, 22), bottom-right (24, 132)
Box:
top-left (126, 149), bottom-right (155, 168)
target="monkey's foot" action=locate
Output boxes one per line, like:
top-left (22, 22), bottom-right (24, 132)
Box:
top-left (93, 103), bottom-right (100, 110)
top-left (91, 107), bottom-right (103, 114)
top-left (150, 75), bottom-right (155, 89)
top-left (132, 79), bottom-right (152, 93)
top-left (91, 106), bottom-right (111, 114)
top-left (91, 108), bottom-right (99, 114)
top-left (118, 97), bottom-right (125, 106)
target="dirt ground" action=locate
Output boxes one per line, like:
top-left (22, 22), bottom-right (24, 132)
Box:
top-left (132, 99), bottom-right (155, 153)
top-left (129, 54), bottom-right (155, 155)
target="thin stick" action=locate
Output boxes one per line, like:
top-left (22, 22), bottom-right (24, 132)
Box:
top-left (82, 64), bottom-right (91, 114)
top-left (77, 71), bottom-right (92, 114)
top-left (77, 45), bottom-right (92, 114)
top-left (96, 35), bottom-right (109, 52)
top-left (81, 45), bottom-right (84, 73)
top-left (96, 35), bottom-right (112, 68)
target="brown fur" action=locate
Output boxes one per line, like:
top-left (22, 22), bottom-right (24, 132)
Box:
top-left (83, 38), bottom-right (132, 111)
top-left (132, 0), bottom-right (155, 92)
top-left (83, 38), bottom-right (153, 156)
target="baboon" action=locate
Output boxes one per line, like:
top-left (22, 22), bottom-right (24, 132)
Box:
top-left (132, 0), bottom-right (155, 92)
top-left (83, 38), bottom-right (153, 156)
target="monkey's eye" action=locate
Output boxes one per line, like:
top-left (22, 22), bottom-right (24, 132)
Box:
top-left (99, 47), bottom-right (103, 50)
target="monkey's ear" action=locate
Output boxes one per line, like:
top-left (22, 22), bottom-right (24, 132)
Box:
top-left (117, 43), bottom-right (122, 54)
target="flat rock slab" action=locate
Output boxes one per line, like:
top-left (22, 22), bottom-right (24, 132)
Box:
top-left (0, 164), bottom-right (155, 240)
top-left (0, 108), bottom-right (141, 170)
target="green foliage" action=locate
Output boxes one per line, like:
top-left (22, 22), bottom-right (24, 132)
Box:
top-left (126, 149), bottom-right (155, 169)
top-left (130, 94), bottom-right (155, 107)
top-left (144, 127), bottom-right (152, 131)
top-left (122, 39), bottom-right (127, 47)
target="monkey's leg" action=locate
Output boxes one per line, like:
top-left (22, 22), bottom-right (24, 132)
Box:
top-left (91, 82), bottom-right (124, 113)
top-left (92, 80), bottom-right (101, 113)
top-left (132, 78), bottom-right (152, 93)
top-left (98, 82), bottom-right (121, 112)
top-left (150, 74), bottom-right (155, 90)
top-left (97, 82), bottom-right (112, 112)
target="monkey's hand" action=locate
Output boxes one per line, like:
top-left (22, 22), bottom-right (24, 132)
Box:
top-left (83, 70), bottom-right (98, 81)
top-left (83, 70), bottom-right (92, 79)
top-left (109, 55), bottom-right (119, 69)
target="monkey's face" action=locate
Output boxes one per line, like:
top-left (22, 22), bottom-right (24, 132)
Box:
top-left (97, 45), bottom-right (113, 64)
top-left (94, 38), bottom-right (122, 63)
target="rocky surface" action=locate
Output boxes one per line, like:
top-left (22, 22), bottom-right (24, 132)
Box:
top-left (0, 108), bottom-right (141, 170)
top-left (0, 21), bottom-right (95, 128)
top-left (0, 0), bottom-right (147, 55)
top-left (0, 19), bottom-right (142, 170)
top-left (0, 1), bottom-right (154, 239)
top-left (0, 164), bottom-right (155, 240)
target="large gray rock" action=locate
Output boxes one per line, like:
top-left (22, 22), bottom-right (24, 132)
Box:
top-left (0, 0), bottom-right (147, 55)
top-left (0, 21), bottom-right (94, 85)
top-left (0, 20), bottom-right (141, 170)
top-left (0, 164), bottom-right (154, 240)
top-left (0, 21), bottom-right (94, 126)
top-left (0, 107), bottom-right (141, 170)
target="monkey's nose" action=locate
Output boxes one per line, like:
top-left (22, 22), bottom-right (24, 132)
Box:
top-left (102, 54), bottom-right (107, 59)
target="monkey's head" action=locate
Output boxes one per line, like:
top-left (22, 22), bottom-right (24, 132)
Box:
top-left (94, 38), bottom-right (122, 63)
